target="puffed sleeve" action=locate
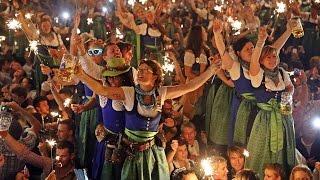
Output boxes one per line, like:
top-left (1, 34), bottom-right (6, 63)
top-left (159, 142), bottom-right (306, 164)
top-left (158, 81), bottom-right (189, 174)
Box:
top-left (250, 68), bottom-right (264, 88)
top-left (198, 54), bottom-right (208, 64)
top-left (121, 86), bottom-right (135, 111)
top-left (135, 23), bottom-right (148, 36)
top-left (79, 54), bottom-right (104, 80)
top-left (184, 51), bottom-right (195, 67)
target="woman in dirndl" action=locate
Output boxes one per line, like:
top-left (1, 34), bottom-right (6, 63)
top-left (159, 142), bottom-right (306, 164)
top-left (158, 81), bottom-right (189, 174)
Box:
top-left (245, 27), bottom-right (296, 178)
top-left (212, 19), bottom-right (292, 146)
top-left (75, 55), bottom-right (220, 180)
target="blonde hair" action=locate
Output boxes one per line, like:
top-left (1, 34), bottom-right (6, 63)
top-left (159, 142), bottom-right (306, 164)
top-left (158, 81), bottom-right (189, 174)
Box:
top-left (289, 165), bottom-right (312, 180)
top-left (259, 46), bottom-right (279, 65)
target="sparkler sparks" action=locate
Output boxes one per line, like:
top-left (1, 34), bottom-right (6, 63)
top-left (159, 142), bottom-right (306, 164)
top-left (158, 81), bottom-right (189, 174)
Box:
top-left (0, 36), bottom-right (5, 42)
top-left (7, 19), bottom-right (21, 30)
top-left (128, 0), bottom-right (135, 6)
top-left (275, 2), bottom-right (286, 14)
top-left (243, 149), bottom-right (250, 157)
top-left (116, 28), bottom-right (124, 39)
top-left (214, 5), bottom-right (223, 12)
top-left (87, 18), bottom-right (93, 25)
top-left (29, 40), bottom-right (39, 54)
top-left (162, 54), bottom-right (174, 73)
top-left (25, 13), bottom-right (33, 19)
top-left (201, 158), bottom-right (213, 176)
top-left (50, 111), bottom-right (59, 118)
top-left (46, 139), bottom-right (57, 148)
top-left (64, 98), bottom-right (72, 107)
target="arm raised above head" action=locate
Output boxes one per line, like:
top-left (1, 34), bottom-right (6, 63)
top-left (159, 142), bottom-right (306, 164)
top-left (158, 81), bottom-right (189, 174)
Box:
top-left (250, 27), bottom-right (268, 77)
top-left (271, 20), bottom-right (292, 53)
top-left (166, 59), bottom-right (220, 100)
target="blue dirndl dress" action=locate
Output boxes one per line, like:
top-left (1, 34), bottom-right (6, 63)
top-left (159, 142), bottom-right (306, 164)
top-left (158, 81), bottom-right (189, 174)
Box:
top-left (92, 95), bottom-right (125, 180)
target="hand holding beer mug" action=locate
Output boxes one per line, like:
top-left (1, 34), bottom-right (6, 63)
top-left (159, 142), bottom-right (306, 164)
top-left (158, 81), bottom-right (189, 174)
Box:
top-left (59, 54), bottom-right (77, 82)
top-left (280, 92), bottom-right (293, 115)
top-left (290, 17), bottom-right (304, 38)
top-left (0, 108), bottom-right (13, 138)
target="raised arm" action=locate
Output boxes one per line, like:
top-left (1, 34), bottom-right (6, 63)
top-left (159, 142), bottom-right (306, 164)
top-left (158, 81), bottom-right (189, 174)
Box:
top-left (1, 102), bottom-right (41, 135)
top-left (212, 19), bottom-right (235, 70)
top-left (75, 67), bottom-right (125, 100)
top-left (271, 20), bottom-right (292, 53)
top-left (166, 58), bottom-right (220, 99)
top-left (17, 11), bottom-right (39, 40)
top-left (249, 27), bottom-right (268, 76)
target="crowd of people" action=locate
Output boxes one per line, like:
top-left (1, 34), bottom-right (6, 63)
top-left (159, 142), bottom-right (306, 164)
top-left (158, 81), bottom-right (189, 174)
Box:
top-left (0, 0), bottom-right (320, 179)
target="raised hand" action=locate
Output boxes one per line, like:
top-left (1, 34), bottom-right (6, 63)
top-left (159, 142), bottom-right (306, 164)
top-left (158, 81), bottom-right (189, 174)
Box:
top-left (212, 19), bottom-right (223, 33)
top-left (258, 26), bottom-right (268, 41)
top-left (170, 140), bottom-right (178, 152)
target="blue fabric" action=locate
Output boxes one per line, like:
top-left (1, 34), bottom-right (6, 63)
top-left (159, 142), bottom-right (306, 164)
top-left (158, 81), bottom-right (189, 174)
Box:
top-left (91, 140), bottom-right (106, 180)
top-left (84, 85), bottom-right (94, 97)
top-left (101, 99), bottom-right (126, 133)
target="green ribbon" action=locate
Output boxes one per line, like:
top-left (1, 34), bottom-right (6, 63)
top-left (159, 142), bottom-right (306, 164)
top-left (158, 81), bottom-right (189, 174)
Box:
top-left (241, 93), bottom-right (256, 101)
top-left (124, 128), bottom-right (158, 143)
top-left (257, 99), bottom-right (284, 153)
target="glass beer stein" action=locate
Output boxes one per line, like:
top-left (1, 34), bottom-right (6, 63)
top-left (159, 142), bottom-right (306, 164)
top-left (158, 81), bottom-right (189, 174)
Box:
top-left (59, 54), bottom-right (77, 82)
top-left (280, 92), bottom-right (292, 115)
top-left (0, 110), bottom-right (13, 133)
top-left (291, 17), bottom-right (304, 38)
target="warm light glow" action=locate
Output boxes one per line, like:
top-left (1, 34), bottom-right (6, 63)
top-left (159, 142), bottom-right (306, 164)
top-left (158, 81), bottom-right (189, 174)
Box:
top-left (128, 0), bottom-right (135, 6)
top-left (276, 2), bottom-right (286, 13)
top-left (201, 158), bottom-right (213, 176)
top-left (46, 139), bottom-right (57, 148)
top-left (64, 98), bottom-right (72, 107)
top-left (102, 7), bottom-right (107, 13)
top-left (243, 149), bottom-right (250, 157)
top-left (7, 19), bottom-right (22, 30)
top-left (162, 54), bottom-right (174, 73)
top-left (87, 18), bottom-right (93, 25)
top-left (312, 117), bottom-right (320, 129)
top-left (0, 36), bottom-right (5, 42)
top-left (50, 111), bottom-right (59, 118)
top-left (25, 13), bottom-right (33, 19)
top-left (29, 40), bottom-right (39, 54)
top-left (116, 28), bottom-right (124, 39)
top-left (214, 5), bottom-right (223, 12)
top-left (139, 0), bottom-right (148, 4)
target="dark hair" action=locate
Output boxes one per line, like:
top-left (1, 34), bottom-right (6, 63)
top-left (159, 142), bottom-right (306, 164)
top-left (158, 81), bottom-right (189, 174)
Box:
top-left (235, 169), bottom-right (259, 180)
top-left (177, 138), bottom-right (188, 146)
top-left (58, 119), bottom-right (75, 132)
top-left (233, 37), bottom-right (251, 53)
top-left (33, 96), bottom-right (48, 108)
top-left (59, 87), bottom-right (73, 97)
top-left (11, 86), bottom-right (27, 99)
top-left (186, 25), bottom-right (203, 58)
top-left (117, 42), bottom-right (133, 54)
top-left (56, 140), bottom-right (74, 154)
top-left (171, 168), bottom-right (196, 180)
top-left (139, 60), bottom-right (163, 88)
top-left (264, 163), bottom-right (285, 179)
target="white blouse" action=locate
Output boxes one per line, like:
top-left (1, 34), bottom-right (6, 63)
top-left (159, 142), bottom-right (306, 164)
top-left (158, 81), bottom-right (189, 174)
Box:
top-left (135, 23), bottom-right (161, 37)
top-left (228, 60), bottom-right (251, 81)
top-left (121, 86), bottom-right (167, 118)
top-left (99, 95), bottom-right (125, 111)
top-left (251, 67), bottom-right (292, 91)
top-left (184, 51), bottom-right (208, 67)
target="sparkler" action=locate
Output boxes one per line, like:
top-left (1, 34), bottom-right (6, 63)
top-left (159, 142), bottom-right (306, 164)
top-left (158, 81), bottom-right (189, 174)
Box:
top-left (275, 2), bottom-right (286, 14)
top-left (312, 117), bottom-right (320, 129)
top-left (315, 0), bottom-right (320, 3)
top-left (214, 5), bottom-right (223, 12)
top-left (29, 40), bottom-right (39, 55)
top-left (162, 53), bottom-right (174, 73)
top-left (54, 17), bottom-right (59, 23)
top-left (139, 0), bottom-right (148, 5)
top-left (25, 13), bottom-right (33, 19)
top-left (62, 12), bottom-right (70, 19)
top-left (46, 139), bottom-right (57, 170)
top-left (243, 149), bottom-right (250, 157)
top-left (201, 158), bottom-right (213, 176)
top-left (128, 0), bottom-right (135, 6)
top-left (6, 19), bottom-right (21, 30)
top-left (50, 111), bottom-right (59, 118)
top-left (64, 98), bottom-right (72, 107)
top-left (87, 18), bottom-right (93, 25)
top-left (0, 36), bottom-right (5, 42)
top-left (116, 28), bottom-right (124, 39)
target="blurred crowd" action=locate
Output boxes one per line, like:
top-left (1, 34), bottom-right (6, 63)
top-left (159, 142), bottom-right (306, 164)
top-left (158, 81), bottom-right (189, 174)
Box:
top-left (0, 0), bottom-right (320, 180)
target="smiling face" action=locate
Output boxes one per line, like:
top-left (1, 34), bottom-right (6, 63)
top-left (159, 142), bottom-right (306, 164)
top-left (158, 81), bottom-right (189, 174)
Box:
top-left (107, 76), bottom-right (122, 87)
top-left (104, 44), bottom-right (122, 60)
top-left (238, 42), bottom-right (254, 62)
top-left (175, 144), bottom-right (188, 161)
top-left (260, 48), bottom-right (279, 70)
top-left (40, 20), bottom-right (52, 34)
top-left (137, 63), bottom-right (157, 87)
top-left (229, 152), bottom-right (245, 173)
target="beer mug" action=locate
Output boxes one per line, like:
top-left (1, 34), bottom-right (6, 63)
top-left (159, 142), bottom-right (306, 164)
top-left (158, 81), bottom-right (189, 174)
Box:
top-left (291, 17), bottom-right (304, 38)
top-left (280, 92), bottom-right (292, 115)
top-left (59, 54), bottom-right (77, 82)
top-left (0, 110), bottom-right (13, 132)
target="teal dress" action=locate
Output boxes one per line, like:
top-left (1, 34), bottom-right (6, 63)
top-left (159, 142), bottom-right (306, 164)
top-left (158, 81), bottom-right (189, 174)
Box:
top-left (207, 82), bottom-right (234, 146)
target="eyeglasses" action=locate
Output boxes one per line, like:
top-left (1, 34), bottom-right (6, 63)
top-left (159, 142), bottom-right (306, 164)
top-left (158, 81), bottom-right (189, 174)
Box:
top-left (87, 48), bottom-right (103, 56)
top-left (137, 68), bottom-right (153, 74)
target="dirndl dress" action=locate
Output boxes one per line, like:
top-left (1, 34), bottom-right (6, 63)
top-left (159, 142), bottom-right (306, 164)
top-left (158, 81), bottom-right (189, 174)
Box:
top-left (245, 70), bottom-right (296, 178)
top-left (121, 87), bottom-right (170, 180)
top-left (207, 83), bottom-right (234, 145)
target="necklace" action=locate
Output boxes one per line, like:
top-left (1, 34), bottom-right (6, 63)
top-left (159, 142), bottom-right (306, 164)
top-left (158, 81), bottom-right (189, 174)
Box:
top-left (264, 67), bottom-right (280, 85)
top-left (135, 85), bottom-right (157, 109)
